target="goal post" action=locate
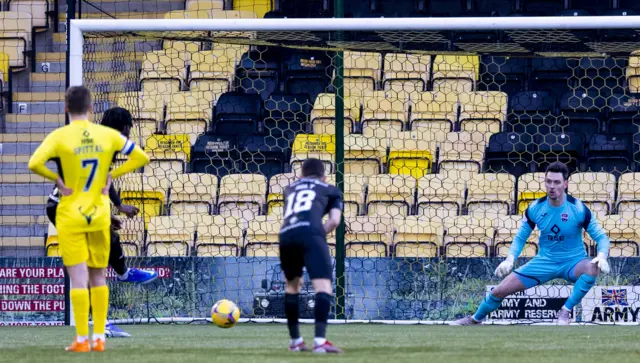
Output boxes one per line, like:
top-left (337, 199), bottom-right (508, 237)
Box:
top-left (62, 16), bottom-right (640, 326)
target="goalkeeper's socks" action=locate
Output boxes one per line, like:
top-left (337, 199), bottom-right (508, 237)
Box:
top-left (284, 293), bottom-right (300, 340)
top-left (473, 292), bottom-right (503, 321)
top-left (70, 288), bottom-right (90, 338)
top-left (90, 285), bottom-right (110, 336)
top-left (564, 274), bottom-right (596, 310)
top-left (314, 292), bottom-right (331, 339)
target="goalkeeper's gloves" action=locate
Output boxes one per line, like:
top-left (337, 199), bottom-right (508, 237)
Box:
top-left (591, 252), bottom-right (610, 274)
top-left (494, 255), bottom-right (515, 278)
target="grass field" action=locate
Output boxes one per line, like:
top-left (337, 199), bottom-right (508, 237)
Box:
top-left (1, 324), bottom-right (639, 363)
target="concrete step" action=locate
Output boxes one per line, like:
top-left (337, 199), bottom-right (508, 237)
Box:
top-left (0, 237), bottom-right (45, 247)
top-left (0, 216), bottom-right (50, 225)
top-left (0, 160), bottom-right (58, 174)
top-left (0, 199), bottom-right (48, 216)
top-left (0, 133), bottom-right (46, 155)
top-left (0, 182), bottom-right (53, 197)
top-left (4, 114), bottom-right (65, 133)
top-left (1, 224), bottom-right (48, 238)
top-left (11, 101), bottom-right (65, 115)
top-left (0, 174), bottom-right (49, 183)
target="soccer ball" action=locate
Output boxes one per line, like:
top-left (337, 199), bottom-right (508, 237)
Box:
top-left (211, 299), bottom-right (241, 328)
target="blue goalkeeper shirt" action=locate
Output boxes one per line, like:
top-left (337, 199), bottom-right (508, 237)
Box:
top-left (509, 194), bottom-right (610, 260)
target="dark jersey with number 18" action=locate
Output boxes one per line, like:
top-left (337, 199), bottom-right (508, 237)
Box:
top-left (280, 178), bottom-right (343, 237)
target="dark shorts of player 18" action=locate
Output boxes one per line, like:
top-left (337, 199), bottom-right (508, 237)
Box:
top-left (279, 229), bottom-right (332, 282)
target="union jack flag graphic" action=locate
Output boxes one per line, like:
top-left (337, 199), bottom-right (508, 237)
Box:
top-left (601, 288), bottom-right (628, 306)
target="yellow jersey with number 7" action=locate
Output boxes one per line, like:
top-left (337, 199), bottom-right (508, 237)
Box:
top-left (28, 120), bottom-right (138, 232)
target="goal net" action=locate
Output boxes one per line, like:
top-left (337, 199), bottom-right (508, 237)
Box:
top-left (4, 13), bottom-right (640, 326)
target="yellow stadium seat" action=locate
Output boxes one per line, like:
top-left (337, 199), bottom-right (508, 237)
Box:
top-left (0, 11), bottom-right (32, 67)
top-left (360, 92), bottom-right (407, 138)
top-left (140, 50), bottom-right (188, 95)
top-left (493, 216), bottom-right (539, 257)
top-left (117, 174), bottom-right (169, 225)
top-left (45, 223), bottom-right (58, 257)
top-left (188, 49), bottom-right (242, 93)
top-left (416, 173), bottom-right (465, 221)
top-left (326, 174), bottom-right (367, 217)
top-left (466, 173), bottom-right (515, 219)
top-left (217, 174), bottom-right (267, 220)
top-left (267, 173), bottom-right (296, 216)
top-left (458, 91), bottom-right (507, 136)
top-left (196, 215), bottom-right (242, 256)
top-left (594, 215), bottom-right (639, 257)
top-left (568, 172), bottom-right (616, 218)
top-left (444, 216), bottom-right (493, 257)
top-left (144, 134), bottom-right (190, 177)
top-left (616, 173), bottom-right (640, 219)
top-left (394, 217), bottom-right (443, 258)
top-left (432, 55), bottom-right (479, 94)
top-left (626, 64), bottom-right (640, 94)
top-left (233, 0), bottom-right (272, 18)
top-left (516, 173), bottom-right (546, 214)
top-left (382, 53), bottom-right (430, 95)
top-left (169, 173), bottom-right (218, 215)
top-left (387, 133), bottom-right (435, 178)
top-left (310, 93), bottom-right (359, 134)
top-left (186, 0), bottom-right (225, 11)
top-left (245, 216), bottom-right (280, 257)
top-left (116, 92), bottom-right (165, 147)
top-left (118, 216), bottom-right (145, 256)
top-left (0, 52), bottom-right (8, 82)
top-left (146, 216), bottom-right (196, 256)
top-left (342, 51), bottom-right (382, 97)
top-left (291, 134), bottom-right (335, 176)
top-left (10, 1), bottom-right (47, 28)
top-left (344, 135), bottom-right (386, 175)
top-left (409, 91), bottom-right (458, 133)
top-left (437, 131), bottom-right (486, 175)
top-left (345, 217), bottom-right (393, 257)
top-left (165, 91), bottom-right (216, 144)
top-left (366, 174), bottom-right (416, 218)
top-left (211, 9), bottom-right (257, 18)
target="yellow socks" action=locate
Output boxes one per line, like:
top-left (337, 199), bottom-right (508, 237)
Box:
top-left (90, 285), bottom-right (109, 337)
top-left (70, 288), bottom-right (90, 339)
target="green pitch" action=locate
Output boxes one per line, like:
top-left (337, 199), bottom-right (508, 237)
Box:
top-left (1, 324), bottom-right (638, 363)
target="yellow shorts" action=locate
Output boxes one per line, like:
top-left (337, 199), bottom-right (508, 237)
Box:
top-left (58, 228), bottom-right (111, 268)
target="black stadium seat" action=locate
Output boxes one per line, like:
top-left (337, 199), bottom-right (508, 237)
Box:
top-left (484, 132), bottom-right (534, 177)
top-left (238, 135), bottom-right (290, 178)
top-left (237, 49), bottom-right (281, 100)
top-left (480, 56), bottom-right (528, 96)
top-left (263, 93), bottom-right (312, 138)
top-left (191, 134), bottom-right (239, 177)
top-left (586, 134), bottom-right (632, 176)
top-left (559, 88), bottom-right (606, 137)
top-left (506, 91), bottom-right (556, 134)
top-left (607, 94), bottom-right (640, 135)
top-left (530, 58), bottom-right (574, 99)
top-left (213, 92), bottom-right (262, 136)
top-left (534, 132), bottom-right (585, 173)
top-left (283, 50), bottom-right (332, 103)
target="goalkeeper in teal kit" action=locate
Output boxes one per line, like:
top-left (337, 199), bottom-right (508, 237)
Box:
top-left (453, 162), bottom-right (611, 325)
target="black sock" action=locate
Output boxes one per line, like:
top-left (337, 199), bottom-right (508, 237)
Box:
top-left (314, 292), bottom-right (332, 339)
top-left (109, 231), bottom-right (128, 276)
top-left (284, 293), bottom-right (300, 340)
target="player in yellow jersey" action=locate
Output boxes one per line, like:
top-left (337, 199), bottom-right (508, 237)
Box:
top-left (28, 86), bottom-right (150, 352)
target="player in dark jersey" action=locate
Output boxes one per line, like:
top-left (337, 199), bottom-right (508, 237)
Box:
top-left (279, 158), bottom-right (343, 354)
top-left (45, 107), bottom-right (157, 337)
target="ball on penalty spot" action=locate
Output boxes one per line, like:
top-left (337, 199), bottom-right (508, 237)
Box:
top-left (211, 299), bottom-right (241, 328)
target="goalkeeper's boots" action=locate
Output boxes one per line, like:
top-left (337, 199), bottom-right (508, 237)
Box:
top-left (92, 338), bottom-right (106, 352)
top-left (118, 268), bottom-right (158, 284)
top-left (450, 316), bottom-right (482, 326)
top-left (557, 308), bottom-right (571, 326)
top-left (105, 322), bottom-right (131, 338)
top-left (289, 340), bottom-right (311, 352)
top-left (313, 341), bottom-right (343, 354)
top-left (65, 339), bottom-right (91, 352)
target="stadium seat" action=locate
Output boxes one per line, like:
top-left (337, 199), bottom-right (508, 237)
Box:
top-left (466, 173), bottom-right (516, 219)
top-left (387, 134), bottom-right (434, 178)
top-left (291, 134), bottom-right (335, 176)
top-left (326, 174), bottom-right (367, 217)
top-left (516, 172), bottom-right (546, 214)
top-left (144, 134), bottom-right (190, 177)
top-left (146, 216), bottom-right (196, 256)
top-left (345, 217), bottom-right (393, 257)
top-left (432, 55), bottom-right (479, 94)
top-left (506, 91), bottom-right (556, 134)
top-left (165, 91), bottom-right (216, 144)
top-left (237, 49), bottom-right (280, 100)
top-left (213, 92), bottom-right (262, 136)
top-left (483, 132), bottom-right (534, 177)
top-left (342, 51), bottom-right (383, 97)
top-left (169, 173), bottom-right (218, 215)
top-left (264, 93), bottom-right (312, 137)
top-left (393, 217), bottom-right (443, 258)
top-left (116, 92), bottom-right (164, 147)
top-left (196, 215), bottom-right (242, 256)
top-left (416, 173), bottom-right (465, 220)
top-left (443, 216), bottom-right (494, 257)
top-left (45, 223), bottom-right (58, 257)
top-left (191, 134), bottom-right (238, 177)
top-left (245, 216), bottom-right (280, 257)
top-left (493, 216), bottom-right (539, 257)
top-left (189, 49), bottom-right (242, 95)
top-left (237, 135), bottom-right (289, 179)
top-left (282, 50), bottom-right (332, 102)
top-left (616, 173), bottom-right (640, 219)
top-left (0, 11), bottom-right (32, 67)
top-left (607, 94), bottom-right (640, 135)
top-left (533, 132), bottom-right (585, 173)
top-left (140, 50), bottom-right (187, 95)
top-left (567, 172), bottom-right (615, 218)
top-left (276, 0), bottom-right (332, 17)
top-left (366, 174), bottom-right (416, 218)
top-left (118, 217), bottom-right (145, 256)
top-left (266, 173), bottom-right (295, 216)
top-left (117, 174), bottom-right (169, 225)
top-left (382, 53), bottom-right (431, 96)
top-left (311, 93), bottom-right (359, 135)
top-left (480, 56), bottom-right (528, 96)
top-left (10, 0), bottom-right (48, 28)
top-left (186, 1), bottom-right (224, 11)
top-left (559, 89), bottom-right (606, 137)
top-left (585, 134), bottom-right (632, 177)
top-left (409, 91), bottom-right (458, 133)
top-left (458, 91), bottom-right (507, 137)
top-left (592, 215), bottom-right (639, 257)
top-left (438, 131), bottom-right (487, 175)
top-left (217, 174), bottom-right (267, 220)
top-left (344, 135), bottom-right (386, 175)
top-left (627, 51), bottom-right (640, 94)
top-left (575, 57), bottom-right (626, 95)
top-left (361, 92), bottom-right (408, 138)
top-left (233, 0), bottom-right (273, 18)
top-left (530, 58), bottom-right (573, 98)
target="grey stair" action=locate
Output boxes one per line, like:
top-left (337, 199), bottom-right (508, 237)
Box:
top-left (1, 224), bottom-right (48, 238)
top-left (0, 247), bottom-right (46, 258)
top-left (1, 183), bottom-right (53, 197)
top-left (0, 205), bottom-right (47, 216)
top-left (11, 102), bottom-right (65, 114)
top-left (0, 142), bottom-right (41, 155)
top-left (4, 121), bottom-right (63, 133)
top-left (0, 161), bottom-right (57, 174)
